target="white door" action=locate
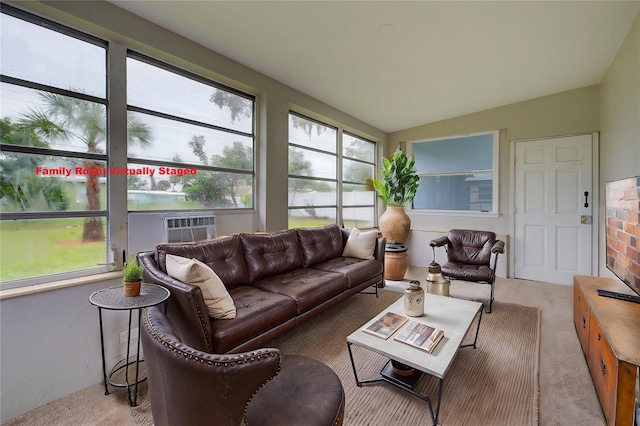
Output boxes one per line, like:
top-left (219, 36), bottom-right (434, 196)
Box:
top-left (514, 134), bottom-right (593, 284)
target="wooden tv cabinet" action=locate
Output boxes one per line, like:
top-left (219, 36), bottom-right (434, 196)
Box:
top-left (573, 275), bottom-right (640, 425)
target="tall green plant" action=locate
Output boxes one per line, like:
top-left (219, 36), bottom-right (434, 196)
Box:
top-left (371, 148), bottom-right (419, 206)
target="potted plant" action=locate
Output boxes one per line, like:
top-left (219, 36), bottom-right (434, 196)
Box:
top-left (123, 256), bottom-right (143, 297)
top-left (371, 148), bottom-right (419, 244)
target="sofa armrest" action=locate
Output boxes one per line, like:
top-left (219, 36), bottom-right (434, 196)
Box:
top-left (491, 240), bottom-right (505, 254)
top-left (373, 235), bottom-right (386, 263)
top-left (139, 251), bottom-right (214, 353)
top-left (430, 235), bottom-right (450, 247)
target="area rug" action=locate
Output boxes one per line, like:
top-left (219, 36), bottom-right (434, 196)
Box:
top-left (131, 289), bottom-right (540, 426)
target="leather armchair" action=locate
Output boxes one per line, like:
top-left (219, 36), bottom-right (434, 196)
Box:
top-left (141, 305), bottom-right (345, 426)
top-left (430, 229), bottom-right (505, 313)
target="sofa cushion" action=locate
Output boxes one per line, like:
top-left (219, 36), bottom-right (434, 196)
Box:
top-left (311, 258), bottom-right (383, 288)
top-left (342, 228), bottom-right (378, 260)
top-left (156, 236), bottom-right (249, 288)
top-left (240, 229), bottom-right (304, 283)
top-left (165, 254), bottom-right (237, 319)
top-left (296, 224), bottom-right (344, 267)
top-left (211, 286), bottom-right (297, 353)
top-left (252, 269), bottom-right (348, 315)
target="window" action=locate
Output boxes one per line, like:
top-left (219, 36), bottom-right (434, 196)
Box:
top-left (1, 5), bottom-right (109, 284)
top-left (342, 133), bottom-right (376, 228)
top-left (409, 131), bottom-right (499, 213)
top-left (126, 54), bottom-right (255, 210)
top-left (288, 112), bottom-right (376, 228)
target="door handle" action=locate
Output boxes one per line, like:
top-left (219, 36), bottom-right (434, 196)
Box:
top-left (581, 216), bottom-right (592, 224)
top-left (584, 191), bottom-right (589, 208)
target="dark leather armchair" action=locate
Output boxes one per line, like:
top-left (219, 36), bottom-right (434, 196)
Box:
top-left (141, 305), bottom-right (345, 426)
top-left (430, 229), bottom-right (505, 313)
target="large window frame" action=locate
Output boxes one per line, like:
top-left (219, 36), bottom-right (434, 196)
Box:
top-left (287, 111), bottom-right (377, 229)
top-left (125, 52), bottom-right (256, 212)
top-left (0, 4), bottom-right (110, 288)
top-left (0, 5), bottom-right (257, 289)
top-left (407, 130), bottom-right (499, 215)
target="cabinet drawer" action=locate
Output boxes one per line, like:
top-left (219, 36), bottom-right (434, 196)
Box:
top-left (587, 314), bottom-right (617, 424)
top-left (573, 283), bottom-right (590, 356)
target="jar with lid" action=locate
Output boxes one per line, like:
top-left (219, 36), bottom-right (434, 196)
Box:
top-left (404, 282), bottom-right (424, 317)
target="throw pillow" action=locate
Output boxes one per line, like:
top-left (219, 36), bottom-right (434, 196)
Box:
top-left (165, 254), bottom-right (236, 319)
top-left (342, 228), bottom-right (378, 260)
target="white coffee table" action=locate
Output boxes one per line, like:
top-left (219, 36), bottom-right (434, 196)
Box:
top-left (346, 293), bottom-right (483, 425)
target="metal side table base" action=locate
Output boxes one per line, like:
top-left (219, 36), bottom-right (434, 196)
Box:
top-left (90, 283), bottom-right (170, 407)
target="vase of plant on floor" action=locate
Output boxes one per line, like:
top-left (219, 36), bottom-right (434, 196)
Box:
top-left (371, 148), bottom-right (419, 245)
top-left (123, 256), bottom-right (143, 297)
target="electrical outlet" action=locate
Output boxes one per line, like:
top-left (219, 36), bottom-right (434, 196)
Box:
top-left (130, 328), bottom-right (139, 340)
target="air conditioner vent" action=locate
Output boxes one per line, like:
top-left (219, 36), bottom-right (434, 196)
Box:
top-left (162, 214), bottom-right (216, 244)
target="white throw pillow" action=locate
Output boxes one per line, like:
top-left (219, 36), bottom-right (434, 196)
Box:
top-left (165, 254), bottom-right (236, 319)
top-left (342, 228), bottom-right (378, 260)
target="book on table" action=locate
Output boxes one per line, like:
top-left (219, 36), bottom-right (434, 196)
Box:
top-left (393, 321), bottom-right (445, 354)
top-left (362, 311), bottom-right (408, 339)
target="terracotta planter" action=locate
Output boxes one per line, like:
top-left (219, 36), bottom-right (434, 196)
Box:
top-left (379, 205), bottom-right (411, 244)
top-left (124, 281), bottom-right (141, 297)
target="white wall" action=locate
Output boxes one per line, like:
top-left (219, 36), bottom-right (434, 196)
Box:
top-left (0, 277), bottom-right (124, 422)
top-left (389, 85), bottom-right (601, 276)
top-left (598, 13), bottom-right (640, 277)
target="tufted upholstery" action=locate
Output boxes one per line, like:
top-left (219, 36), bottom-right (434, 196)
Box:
top-left (430, 229), bottom-right (505, 313)
top-left (139, 224), bottom-right (384, 353)
top-left (240, 229), bottom-right (304, 283)
top-left (141, 306), bottom-right (345, 426)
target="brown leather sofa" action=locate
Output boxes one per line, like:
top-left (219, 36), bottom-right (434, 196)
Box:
top-left (139, 224), bottom-right (385, 354)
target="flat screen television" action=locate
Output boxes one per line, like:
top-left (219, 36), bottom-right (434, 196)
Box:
top-left (604, 175), bottom-right (640, 303)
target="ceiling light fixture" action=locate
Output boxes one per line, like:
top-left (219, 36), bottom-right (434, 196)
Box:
top-left (377, 24), bottom-right (393, 32)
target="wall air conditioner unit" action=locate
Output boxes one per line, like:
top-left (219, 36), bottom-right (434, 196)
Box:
top-left (162, 214), bottom-right (217, 244)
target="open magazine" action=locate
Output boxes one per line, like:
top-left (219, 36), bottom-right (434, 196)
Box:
top-left (393, 321), bottom-right (444, 354)
top-left (362, 311), bottom-right (408, 339)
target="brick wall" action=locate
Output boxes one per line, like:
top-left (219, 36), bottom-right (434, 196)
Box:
top-left (606, 176), bottom-right (640, 290)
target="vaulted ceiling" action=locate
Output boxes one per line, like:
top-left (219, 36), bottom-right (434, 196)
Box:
top-left (109, 1), bottom-right (639, 133)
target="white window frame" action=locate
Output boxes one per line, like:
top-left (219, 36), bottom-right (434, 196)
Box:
top-left (407, 130), bottom-right (499, 216)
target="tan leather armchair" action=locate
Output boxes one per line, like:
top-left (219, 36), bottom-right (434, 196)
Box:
top-left (430, 229), bottom-right (505, 313)
top-left (141, 306), bottom-right (345, 426)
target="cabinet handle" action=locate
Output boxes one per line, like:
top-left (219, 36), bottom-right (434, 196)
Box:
top-left (582, 316), bottom-right (586, 328)
top-left (578, 295), bottom-right (581, 301)
top-left (597, 333), bottom-right (601, 341)
top-left (600, 359), bottom-right (606, 375)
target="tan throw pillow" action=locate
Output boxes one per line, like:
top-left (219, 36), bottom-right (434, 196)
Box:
top-left (165, 254), bottom-right (236, 319)
top-left (342, 228), bottom-right (378, 260)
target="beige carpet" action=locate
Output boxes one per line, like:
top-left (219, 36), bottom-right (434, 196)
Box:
top-left (127, 289), bottom-right (540, 426)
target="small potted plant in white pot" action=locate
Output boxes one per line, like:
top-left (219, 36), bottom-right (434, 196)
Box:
top-left (123, 257), bottom-right (143, 297)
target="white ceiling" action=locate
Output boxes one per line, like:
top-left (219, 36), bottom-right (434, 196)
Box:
top-left (109, 1), bottom-right (639, 133)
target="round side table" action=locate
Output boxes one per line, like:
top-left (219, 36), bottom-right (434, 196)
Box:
top-left (89, 283), bottom-right (170, 406)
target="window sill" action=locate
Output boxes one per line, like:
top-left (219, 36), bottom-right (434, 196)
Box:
top-left (0, 271), bottom-right (123, 300)
top-left (408, 210), bottom-right (501, 218)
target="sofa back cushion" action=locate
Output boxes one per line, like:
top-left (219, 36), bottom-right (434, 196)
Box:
top-left (296, 224), bottom-right (344, 267)
top-left (156, 236), bottom-right (249, 288)
top-left (240, 229), bottom-right (303, 283)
